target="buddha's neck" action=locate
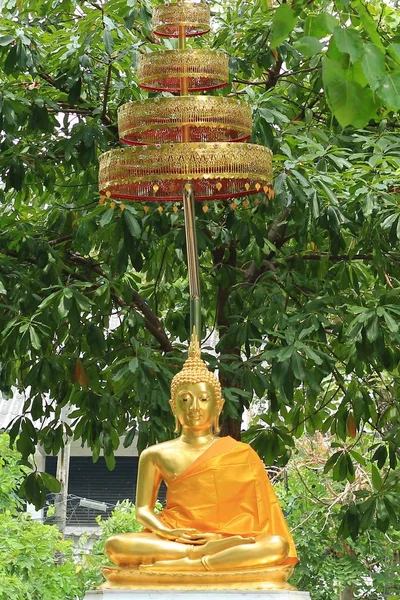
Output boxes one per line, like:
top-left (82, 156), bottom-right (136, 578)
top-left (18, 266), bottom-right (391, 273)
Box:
top-left (180, 427), bottom-right (215, 445)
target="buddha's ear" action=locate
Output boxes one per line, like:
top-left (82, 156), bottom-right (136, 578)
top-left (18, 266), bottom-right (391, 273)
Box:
top-left (169, 399), bottom-right (181, 433)
top-left (219, 397), bottom-right (225, 412)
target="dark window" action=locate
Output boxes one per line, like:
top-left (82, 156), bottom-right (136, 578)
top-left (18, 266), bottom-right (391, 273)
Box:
top-left (45, 456), bottom-right (166, 526)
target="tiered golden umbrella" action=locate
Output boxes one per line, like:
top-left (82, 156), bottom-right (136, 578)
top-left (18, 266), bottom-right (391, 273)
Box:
top-left (98, 0), bottom-right (273, 334)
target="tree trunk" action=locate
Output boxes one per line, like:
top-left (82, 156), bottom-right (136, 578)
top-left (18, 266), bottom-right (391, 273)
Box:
top-left (54, 441), bottom-right (70, 534)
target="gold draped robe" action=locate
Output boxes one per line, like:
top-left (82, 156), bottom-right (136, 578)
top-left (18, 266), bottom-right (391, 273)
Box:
top-left (158, 436), bottom-right (297, 565)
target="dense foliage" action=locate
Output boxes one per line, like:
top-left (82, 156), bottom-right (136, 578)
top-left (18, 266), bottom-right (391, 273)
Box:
top-left (274, 435), bottom-right (400, 599)
top-left (0, 0), bottom-right (399, 552)
top-left (0, 435), bottom-right (86, 600)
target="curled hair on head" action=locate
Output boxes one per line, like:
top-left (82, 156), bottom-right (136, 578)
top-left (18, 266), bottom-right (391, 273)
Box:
top-left (170, 328), bottom-right (222, 406)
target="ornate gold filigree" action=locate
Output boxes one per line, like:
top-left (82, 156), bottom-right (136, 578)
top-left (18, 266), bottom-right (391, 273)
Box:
top-left (101, 564), bottom-right (296, 590)
top-left (153, 1), bottom-right (210, 37)
top-left (137, 49), bottom-right (228, 92)
top-left (98, 142), bottom-right (273, 201)
top-left (118, 96), bottom-right (252, 144)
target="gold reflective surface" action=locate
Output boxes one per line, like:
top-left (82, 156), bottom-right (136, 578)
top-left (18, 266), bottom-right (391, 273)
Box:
top-left (98, 142), bottom-right (273, 201)
top-left (137, 49), bottom-right (229, 92)
top-left (102, 331), bottom-right (297, 590)
top-left (118, 96), bottom-right (252, 145)
top-left (153, 1), bottom-right (210, 38)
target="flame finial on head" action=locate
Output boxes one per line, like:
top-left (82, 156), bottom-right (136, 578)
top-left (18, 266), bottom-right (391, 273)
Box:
top-left (170, 326), bottom-right (222, 407)
top-left (188, 326), bottom-right (201, 359)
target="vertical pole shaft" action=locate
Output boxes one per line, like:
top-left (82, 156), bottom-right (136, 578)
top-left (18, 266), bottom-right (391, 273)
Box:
top-left (182, 182), bottom-right (201, 336)
top-left (178, 24), bottom-right (200, 335)
top-left (178, 25), bottom-right (189, 141)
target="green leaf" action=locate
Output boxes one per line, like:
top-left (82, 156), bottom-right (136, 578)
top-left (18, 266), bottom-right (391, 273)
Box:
top-left (40, 472), bottom-right (61, 493)
top-left (324, 450), bottom-right (342, 474)
top-left (360, 498), bottom-right (376, 530)
top-left (304, 13), bottom-right (338, 38)
top-left (388, 43), bottom-right (400, 65)
top-left (354, 1), bottom-right (384, 51)
top-left (323, 57), bottom-right (376, 127)
top-left (372, 445), bottom-right (388, 469)
top-left (128, 357), bottom-right (139, 373)
top-left (302, 345), bottom-right (324, 366)
top-left (294, 37), bottom-right (323, 59)
top-left (18, 472), bottom-right (45, 510)
top-left (68, 78), bottom-right (82, 106)
top-left (270, 4), bottom-right (297, 49)
top-left (383, 310), bottom-right (398, 333)
top-left (124, 427), bottom-right (136, 448)
top-left (124, 211), bottom-right (141, 239)
top-left (333, 27), bottom-right (364, 63)
top-left (29, 326), bottom-right (41, 351)
top-left (291, 352), bottom-right (306, 380)
top-left (366, 316), bottom-right (379, 342)
top-left (103, 29), bottom-right (114, 56)
top-left (73, 290), bottom-right (92, 312)
top-left (16, 431), bottom-right (35, 457)
top-left (104, 452), bottom-right (116, 470)
top-left (277, 345), bottom-right (294, 362)
top-left (0, 280), bottom-right (6, 294)
top-left (371, 464), bottom-right (383, 490)
top-left (346, 453), bottom-right (355, 483)
top-left (87, 324), bottom-right (106, 354)
top-left (377, 72), bottom-right (400, 110)
top-left (0, 35), bottom-right (15, 46)
top-left (361, 43), bottom-right (385, 91)
top-left (58, 293), bottom-right (71, 319)
top-left (100, 208), bottom-right (114, 227)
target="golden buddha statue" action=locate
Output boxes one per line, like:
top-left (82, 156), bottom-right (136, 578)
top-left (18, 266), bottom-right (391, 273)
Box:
top-left (102, 331), bottom-right (297, 590)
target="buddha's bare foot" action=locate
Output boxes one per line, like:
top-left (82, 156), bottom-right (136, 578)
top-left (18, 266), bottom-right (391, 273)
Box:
top-left (140, 556), bottom-right (203, 571)
top-left (188, 535), bottom-right (255, 559)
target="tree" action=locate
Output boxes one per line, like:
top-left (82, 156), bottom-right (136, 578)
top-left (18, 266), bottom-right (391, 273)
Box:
top-left (0, 434), bottom-right (86, 600)
top-left (0, 0), bottom-right (399, 542)
top-left (272, 434), bottom-right (400, 599)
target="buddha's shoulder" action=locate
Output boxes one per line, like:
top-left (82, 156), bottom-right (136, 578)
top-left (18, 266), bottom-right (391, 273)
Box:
top-left (139, 438), bottom-right (180, 460)
top-left (227, 438), bottom-right (261, 459)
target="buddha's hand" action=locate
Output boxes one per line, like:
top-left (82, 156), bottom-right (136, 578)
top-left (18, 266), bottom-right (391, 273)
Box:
top-left (156, 527), bottom-right (199, 542)
top-left (175, 532), bottom-right (224, 545)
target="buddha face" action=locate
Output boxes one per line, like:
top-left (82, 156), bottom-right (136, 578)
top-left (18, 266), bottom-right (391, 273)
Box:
top-left (171, 381), bottom-right (222, 431)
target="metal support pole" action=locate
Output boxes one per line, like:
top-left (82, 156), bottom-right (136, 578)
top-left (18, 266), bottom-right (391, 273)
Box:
top-left (182, 182), bottom-right (201, 336)
top-left (178, 25), bottom-right (200, 335)
top-left (178, 25), bottom-right (189, 141)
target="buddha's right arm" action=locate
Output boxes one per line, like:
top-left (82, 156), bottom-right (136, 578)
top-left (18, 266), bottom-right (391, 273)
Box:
top-left (135, 448), bottom-right (173, 537)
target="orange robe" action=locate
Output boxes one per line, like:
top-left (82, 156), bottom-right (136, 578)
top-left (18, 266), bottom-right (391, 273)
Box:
top-left (160, 436), bottom-right (297, 565)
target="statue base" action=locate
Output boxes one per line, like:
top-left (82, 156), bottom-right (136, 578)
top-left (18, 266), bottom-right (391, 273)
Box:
top-left (100, 565), bottom-right (296, 591)
top-left (85, 591), bottom-right (311, 600)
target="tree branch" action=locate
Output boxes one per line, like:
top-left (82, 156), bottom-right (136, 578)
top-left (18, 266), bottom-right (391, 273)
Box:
top-left (244, 207), bottom-right (291, 283)
top-left (66, 252), bottom-right (173, 352)
top-left (101, 62), bottom-right (113, 122)
top-left (285, 253), bottom-right (374, 262)
top-left (0, 247), bottom-right (173, 353)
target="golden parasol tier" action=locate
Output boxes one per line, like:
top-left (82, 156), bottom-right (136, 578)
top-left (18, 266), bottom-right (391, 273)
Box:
top-left (98, 0), bottom-right (274, 335)
top-left (98, 142), bottom-right (273, 202)
top-left (137, 48), bottom-right (228, 92)
top-left (118, 96), bottom-right (252, 145)
top-left (153, 1), bottom-right (210, 38)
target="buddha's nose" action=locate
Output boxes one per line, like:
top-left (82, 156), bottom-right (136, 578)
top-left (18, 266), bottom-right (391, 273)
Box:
top-left (190, 397), bottom-right (200, 411)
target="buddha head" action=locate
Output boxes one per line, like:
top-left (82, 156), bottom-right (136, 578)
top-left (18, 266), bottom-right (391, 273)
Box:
top-left (170, 329), bottom-right (224, 434)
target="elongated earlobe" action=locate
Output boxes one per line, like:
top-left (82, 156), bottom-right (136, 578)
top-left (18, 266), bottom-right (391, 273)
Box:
top-left (213, 407), bottom-right (222, 434)
top-left (170, 400), bottom-right (181, 433)
top-left (174, 415), bottom-right (181, 433)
